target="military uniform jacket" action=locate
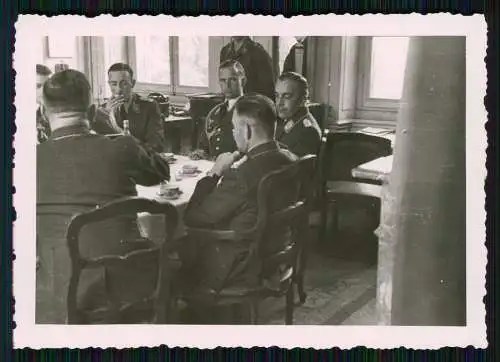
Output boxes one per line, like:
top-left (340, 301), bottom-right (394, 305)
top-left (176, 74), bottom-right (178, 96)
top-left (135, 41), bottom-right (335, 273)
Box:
top-left (220, 37), bottom-right (275, 100)
top-left (36, 124), bottom-right (170, 323)
top-left (182, 141), bottom-right (298, 292)
top-left (276, 108), bottom-right (322, 157)
top-left (282, 37), bottom-right (310, 77)
top-left (91, 93), bottom-right (165, 153)
top-left (200, 101), bottom-right (238, 159)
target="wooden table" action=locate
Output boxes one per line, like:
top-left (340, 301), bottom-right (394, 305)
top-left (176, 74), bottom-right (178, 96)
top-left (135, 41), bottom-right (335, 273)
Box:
top-left (351, 155), bottom-right (394, 183)
top-left (136, 155), bottom-right (214, 242)
top-left (163, 115), bottom-right (194, 154)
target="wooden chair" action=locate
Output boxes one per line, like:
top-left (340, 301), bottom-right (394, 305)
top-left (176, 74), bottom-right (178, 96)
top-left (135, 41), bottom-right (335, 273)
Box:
top-left (66, 197), bottom-right (179, 324)
top-left (181, 155), bottom-right (316, 325)
top-left (293, 155), bottom-right (317, 305)
top-left (318, 130), bottom-right (393, 243)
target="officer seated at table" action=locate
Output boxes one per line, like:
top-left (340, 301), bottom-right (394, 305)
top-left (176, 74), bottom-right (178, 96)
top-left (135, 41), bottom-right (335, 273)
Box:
top-left (90, 62), bottom-right (165, 153)
top-left (36, 69), bottom-right (170, 324)
top-left (275, 72), bottom-right (322, 157)
top-left (177, 94), bottom-right (298, 322)
top-left (190, 59), bottom-right (246, 160)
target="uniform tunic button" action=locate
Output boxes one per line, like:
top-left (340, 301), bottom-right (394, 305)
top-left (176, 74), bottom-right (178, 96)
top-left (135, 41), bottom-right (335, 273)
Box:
top-left (215, 146), bottom-right (220, 150)
top-left (216, 137), bottom-right (221, 141)
top-left (217, 128), bottom-right (221, 131)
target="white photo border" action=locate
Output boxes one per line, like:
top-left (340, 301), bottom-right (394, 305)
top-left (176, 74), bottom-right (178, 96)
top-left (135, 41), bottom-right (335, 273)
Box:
top-left (13, 14), bottom-right (487, 349)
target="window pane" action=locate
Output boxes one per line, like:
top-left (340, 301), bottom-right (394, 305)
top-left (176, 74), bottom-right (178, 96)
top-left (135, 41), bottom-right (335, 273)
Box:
top-left (103, 36), bottom-right (125, 98)
top-left (48, 35), bottom-right (75, 58)
top-left (178, 37), bottom-right (209, 87)
top-left (44, 35), bottom-right (77, 71)
top-left (135, 36), bottom-right (171, 84)
top-left (369, 37), bottom-right (410, 99)
top-left (103, 36), bottom-right (124, 73)
top-left (279, 37), bottom-right (298, 73)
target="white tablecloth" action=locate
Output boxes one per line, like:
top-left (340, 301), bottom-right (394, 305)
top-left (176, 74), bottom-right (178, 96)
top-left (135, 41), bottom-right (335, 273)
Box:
top-left (136, 155), bottom-right (214, 243)
top-left (351, 155), bottom-right (394, 182)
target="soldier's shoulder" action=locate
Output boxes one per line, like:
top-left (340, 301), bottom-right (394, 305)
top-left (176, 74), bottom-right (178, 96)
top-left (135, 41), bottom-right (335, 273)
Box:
top-left (278, 147), bottom-right (299, 161)
top-left (135, 94), bottom-right (156, 105)
top-left (302, 114), bottom-right (321, 134)
top-left (207, 102), bottom-right (226, 117)
top-left (250, 40), bottom-right (267, 52)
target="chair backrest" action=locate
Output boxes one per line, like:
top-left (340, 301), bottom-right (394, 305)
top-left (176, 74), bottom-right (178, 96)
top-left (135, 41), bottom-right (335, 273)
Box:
top-left (66, 197), bottom-right (178, 324)
top-left (318, 130), bottom-right (392, 183)
top-left (254, 155), bottom-right (317, 274)
top-left (308, 103), bottom-right (331, 131)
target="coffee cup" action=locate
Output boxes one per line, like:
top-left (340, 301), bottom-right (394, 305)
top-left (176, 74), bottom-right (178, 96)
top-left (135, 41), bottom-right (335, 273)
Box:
top-left (182, 164), bottom-right (198, 174)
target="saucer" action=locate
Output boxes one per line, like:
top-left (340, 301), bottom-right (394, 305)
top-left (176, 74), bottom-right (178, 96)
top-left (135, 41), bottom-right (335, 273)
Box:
top-left (159, 193), bottom-right (182, 200)
top-left (180, 169), bottom-right (201, 177)
top-left (157, 189), bottom-right (183, 200)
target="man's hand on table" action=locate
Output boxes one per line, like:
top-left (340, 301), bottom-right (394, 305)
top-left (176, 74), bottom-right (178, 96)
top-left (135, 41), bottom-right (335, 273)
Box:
top-left (207, 151), bottom-right (241, 177)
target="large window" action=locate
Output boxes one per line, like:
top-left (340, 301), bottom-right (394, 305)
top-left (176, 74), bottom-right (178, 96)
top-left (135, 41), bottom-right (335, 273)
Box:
top-left (131, 36), bottom-right (209, 94)
top-left (357, 36), bottom-right (410, 117)
top-left (102, 36), bottom-right (126, 98)
top-left (178, 37), bottom-right (209, 87)
top-left (135, 36), bottom-right (171, 85)
top-left (369, 37), bottom-right (410, 100)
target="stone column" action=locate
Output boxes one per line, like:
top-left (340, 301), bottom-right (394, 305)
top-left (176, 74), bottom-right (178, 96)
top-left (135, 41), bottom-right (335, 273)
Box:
top-left (376, 36), bottom-right (466, 325)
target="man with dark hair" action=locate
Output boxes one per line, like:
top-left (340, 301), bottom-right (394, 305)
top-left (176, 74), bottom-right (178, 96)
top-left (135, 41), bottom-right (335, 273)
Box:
top-left (275, 72), bottom-right (322, 157)
top-left (91, 62), bottom-right (165, 152)
top-left (220, 37), bottom-right (275, 100)
top-left (195, 59), bottom-right (246, 159)
top-left (37, 69), bottom-right (170, 324)
top-left (36, 64), bottom-right (52, 143)
top-left (178, 95), bottom-right (297, 318)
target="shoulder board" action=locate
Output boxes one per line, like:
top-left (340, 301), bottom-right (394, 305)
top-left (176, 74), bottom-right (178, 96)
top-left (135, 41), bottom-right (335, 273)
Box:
top-left (252, 41), bottom-right (266, 50)
top-left (303, 118), bottom-right (313, 128)
top-left (211, 102), bottom-right (227, 116)
top-left (138, 96), bottom-right (154, 104)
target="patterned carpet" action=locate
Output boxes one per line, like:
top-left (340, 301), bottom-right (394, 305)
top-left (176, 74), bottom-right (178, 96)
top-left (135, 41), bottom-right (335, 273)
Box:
top-left (257, 252), bottom-right (377, 325)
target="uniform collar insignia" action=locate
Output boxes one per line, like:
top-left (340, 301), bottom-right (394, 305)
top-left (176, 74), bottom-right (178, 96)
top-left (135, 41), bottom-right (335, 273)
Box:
top-left (284, 120), bottom-right (295, 133)
top-left (303, 118), bottom-right (313, 127)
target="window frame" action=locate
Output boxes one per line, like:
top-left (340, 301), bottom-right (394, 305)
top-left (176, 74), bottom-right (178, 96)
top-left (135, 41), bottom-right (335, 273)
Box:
top-left (127, 36), bottom-right (212, 97)
top-left (356, 36), bottom-right (405, 113)
top-left (41, 36), bottom-right (85, 73)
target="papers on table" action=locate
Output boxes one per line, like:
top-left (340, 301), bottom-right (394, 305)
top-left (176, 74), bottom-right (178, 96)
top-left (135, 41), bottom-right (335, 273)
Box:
top-left (352, 155), bottom-right (394, 181)
top-left (359, 127), bottom-right (394, 135)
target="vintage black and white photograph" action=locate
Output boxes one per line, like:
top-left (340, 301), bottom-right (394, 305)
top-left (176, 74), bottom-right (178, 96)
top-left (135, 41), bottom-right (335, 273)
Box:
top-left (14, 15), bottom-right (486, 349)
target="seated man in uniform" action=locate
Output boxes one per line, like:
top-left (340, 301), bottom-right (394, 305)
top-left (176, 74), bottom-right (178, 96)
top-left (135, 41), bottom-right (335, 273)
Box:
top-left (37, 69), bottom-right (170, 323)
top-left (178, 95), bottom-right (298, 322)
top-left (36, 64), bottom-right (52, 143)
top-left (275, 72), bottom-right (322, 157)
top-left (192, 59), bottom-right (246, 159)
top-left (90, 62), bottom-right (165, 152)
